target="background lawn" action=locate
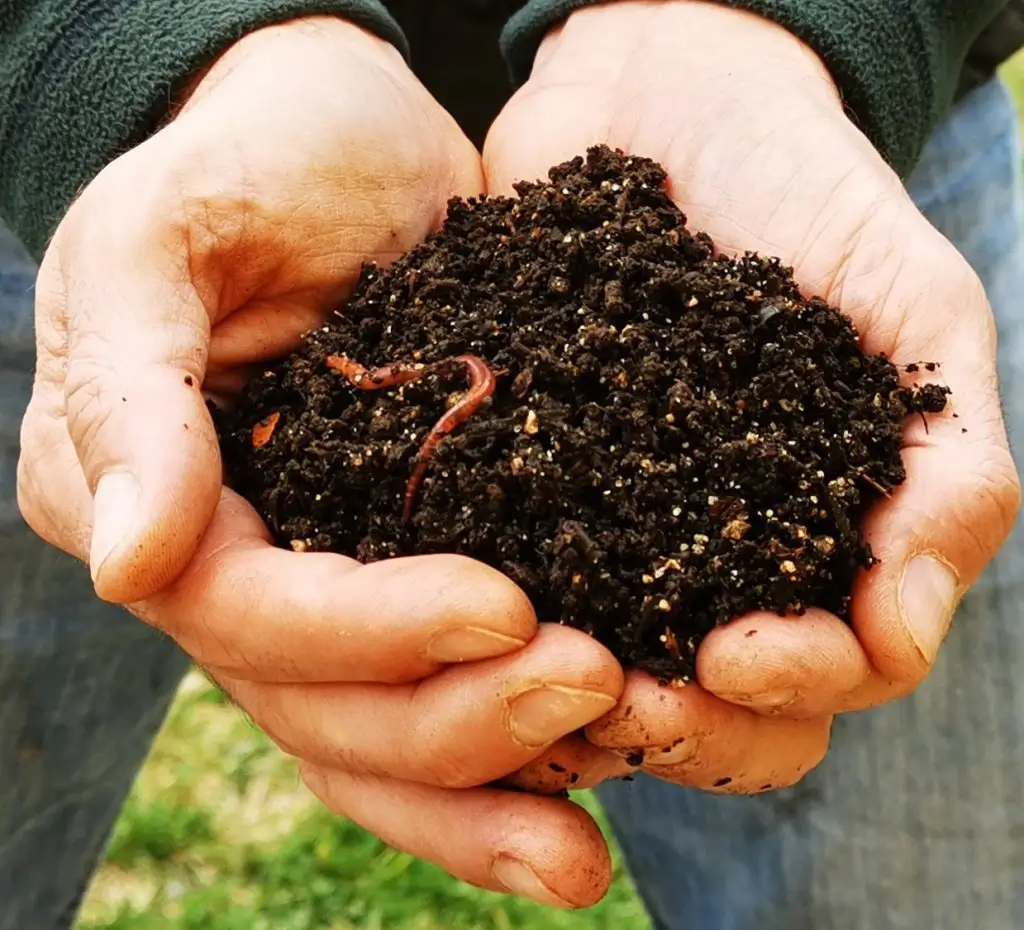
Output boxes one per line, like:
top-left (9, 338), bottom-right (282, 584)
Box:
top-left (75, 671), bottom-right (651, 930)
top-left (75, 51), bottom-right (1024, 930)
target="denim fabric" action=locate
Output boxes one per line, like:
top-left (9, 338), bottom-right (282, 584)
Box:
top-left (0, 77), bottom-right (1021, 929)
top-left (0, 236), bottom-right (191, 923)
top-left (598, 76), bottom-right (1024, 930)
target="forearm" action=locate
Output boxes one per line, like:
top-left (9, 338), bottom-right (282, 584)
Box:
top-left (0, 0), bottom-right (406, 261)
top-left (501, 0), bottom-right (1010, 176)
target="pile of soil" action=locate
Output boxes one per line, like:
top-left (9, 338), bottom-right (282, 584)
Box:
top-left (216, 145), bottom-right (949, 681)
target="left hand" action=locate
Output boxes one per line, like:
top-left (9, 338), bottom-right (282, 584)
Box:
top-left (17, 18), bottom-right (623, 906)
top-left (485, 0), bottom-right (1020, 794)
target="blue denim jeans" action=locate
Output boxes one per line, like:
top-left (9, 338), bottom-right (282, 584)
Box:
top-left (0, 240), bottom-right (191, 922)
top-left (1, 77), bottom-right (1022, 929)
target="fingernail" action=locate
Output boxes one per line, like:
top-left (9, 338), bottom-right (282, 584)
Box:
top-left (90, 471), bottom-right (141, 583)
top-left (758, 688), bottom-right (799, 708)
top-left (900, 555), bottom-right (959, 663)
top-left (426, 627), bottom-right (529, 663)
top-left (719, 688), bottom-right (798, 710)
top-left (508, 686), bottom-right (617, 748)
top-left (491, 856), bottom-right (573, 908)
top-left (642, 737), bottom-right (701, 767)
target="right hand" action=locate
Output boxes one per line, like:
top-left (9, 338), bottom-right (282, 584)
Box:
top-left (485, 0), bottom-right (1018, 796)
top-left (17, 17), bottom-right (625, 908)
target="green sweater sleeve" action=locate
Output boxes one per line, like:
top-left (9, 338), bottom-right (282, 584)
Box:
top-left (501, 0), bottom-right (1009, 178)
top-left (0, 0), bottom-right (406, 261)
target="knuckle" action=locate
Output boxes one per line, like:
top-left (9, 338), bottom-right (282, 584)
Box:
top-left (63, 355), bottom-right (118, 461)
top-left (63, 158), bottom-right (128, 228)
top-left (64, 152), bottom-right (175, 255)
top-left (15, 400), bottom-right (84, 556)
top-left (17, 399), bottom-right (56, 489)
top-left (16, 455), bottom-right (57, 546)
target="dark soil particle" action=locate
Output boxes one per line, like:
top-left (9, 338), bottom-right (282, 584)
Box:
top-left (216, 145), bottom-right (950, 682)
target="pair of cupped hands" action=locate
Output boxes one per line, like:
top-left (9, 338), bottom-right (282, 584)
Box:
top-left (17, 0), bottom-right (1019, 910)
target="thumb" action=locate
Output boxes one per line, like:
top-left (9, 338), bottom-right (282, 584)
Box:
top-left (54, 183), bottom-right (222, 603)
top-left (855, 431), bottom-right (1019, 681)
top-left (853, 271), bottom-right (1020, 682)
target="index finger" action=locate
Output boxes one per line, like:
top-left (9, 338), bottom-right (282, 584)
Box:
top-left (137, 488), bottom-right (537, 682)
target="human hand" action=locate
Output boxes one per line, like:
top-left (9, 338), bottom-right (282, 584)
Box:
top-left (17, 17), bottom-right (626, 907)
top-left (486, 0), bottom-right (1020, 794)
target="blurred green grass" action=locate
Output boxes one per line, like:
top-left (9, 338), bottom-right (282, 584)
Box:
top-left (76, 671), bottom-right (651, 930)
top-left (76, 52), bottom-right (1024, 930)
top-left (1003, 49), bottom-right (1024, 115)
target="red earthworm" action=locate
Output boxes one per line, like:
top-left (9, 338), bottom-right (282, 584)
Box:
top-left (325, 354), bottom-right (425, 389)
top-left (403, 355), bottom-right (496, 523)
top-left (325, 352), bottom-right (496, 522)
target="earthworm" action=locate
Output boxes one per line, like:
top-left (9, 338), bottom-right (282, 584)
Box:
top-left (403, 355), bottom-right (496, 523)
top-left (325, 353), bottom-right (496, 522)
top-left (325, 355), bottom-right (425, 389)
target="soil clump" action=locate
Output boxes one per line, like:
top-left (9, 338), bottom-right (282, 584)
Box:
top-left (216, 145), bottom-right (949, 681)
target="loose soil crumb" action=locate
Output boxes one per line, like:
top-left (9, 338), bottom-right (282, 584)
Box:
top-left (216, 145), bottom-right (950, 681)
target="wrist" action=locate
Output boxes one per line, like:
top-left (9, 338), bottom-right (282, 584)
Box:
top-left (177, 16), bottom-right (403, 117)
top-left (530, 1), bottom-right (840, 113)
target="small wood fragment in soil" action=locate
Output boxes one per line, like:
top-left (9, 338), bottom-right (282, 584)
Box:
top-left (250, 412), bottom-right (280, 449)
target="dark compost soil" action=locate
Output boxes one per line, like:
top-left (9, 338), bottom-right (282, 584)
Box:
top-left (216, 145), bottom-right (950, 682)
